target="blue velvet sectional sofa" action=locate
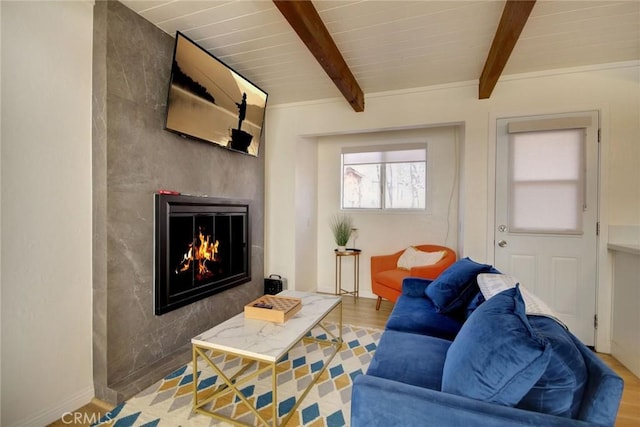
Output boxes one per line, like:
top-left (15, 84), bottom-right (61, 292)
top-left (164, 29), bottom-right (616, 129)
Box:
top-left (352, 258), bottom-right (624, 427)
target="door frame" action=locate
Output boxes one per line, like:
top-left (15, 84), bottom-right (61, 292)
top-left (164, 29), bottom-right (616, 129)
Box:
top-left (486, 105), bottom-right (612, 353)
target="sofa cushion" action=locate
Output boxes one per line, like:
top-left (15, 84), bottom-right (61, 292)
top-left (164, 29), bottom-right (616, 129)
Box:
top-left (441, 286), bottom-right (551, 407)
top-left (397, 246), bottom-right (446, 270)
top-left (425, 257), bottom-right (493, 314)
top-left (464, 291), bottom-right (485, 319)
top-left (374, 269), bottom-right (411, 292)
top-left (516, 316), bottom-right (587, 418)
top-left (386, 293), bottom-right (464, 340)
top-left (367, 330), bottom-right (451, 391)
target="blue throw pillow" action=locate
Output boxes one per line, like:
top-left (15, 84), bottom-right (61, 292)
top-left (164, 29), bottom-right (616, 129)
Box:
top-left (517, 316), bottom-right (588, 418)
top-left (441, 285), bottom-right (551, 407)
top-left (425, 257), bottom-right (493, 313)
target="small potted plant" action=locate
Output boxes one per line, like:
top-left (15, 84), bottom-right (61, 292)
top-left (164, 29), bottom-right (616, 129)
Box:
top-left (330, 213), bottom-right (354, 252)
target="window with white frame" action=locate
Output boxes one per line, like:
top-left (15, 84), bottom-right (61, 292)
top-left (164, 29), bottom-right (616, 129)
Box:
top-left (341, 144), bottom-right (427, 210)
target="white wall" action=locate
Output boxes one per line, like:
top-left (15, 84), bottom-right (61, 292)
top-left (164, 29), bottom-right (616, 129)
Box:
top-left (294, 137), bottom-right (319, 292)
top-left (1, 2), bottom-right (94, 426)
top-left (265, 63), bottom-right (640, 351)
top-left (315, 126), bottom-right (460, 297)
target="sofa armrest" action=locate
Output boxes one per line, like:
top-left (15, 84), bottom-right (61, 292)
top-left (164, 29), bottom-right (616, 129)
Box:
top-left (401, 277), bottom-right (433, 297)
top-left (572, 334), bottom-right (624, 426)
top-left (352, 375), bottom-right (596, 427)
top-left (370, 251), bottom-right (403, 275)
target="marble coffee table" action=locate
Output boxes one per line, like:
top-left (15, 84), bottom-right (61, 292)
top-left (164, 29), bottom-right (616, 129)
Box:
top-left (191, 290), bottom-right (343, 426)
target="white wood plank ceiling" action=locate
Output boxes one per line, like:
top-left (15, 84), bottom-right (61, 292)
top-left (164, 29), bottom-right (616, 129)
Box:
top-left (121, 0), bottom-right (640, 106)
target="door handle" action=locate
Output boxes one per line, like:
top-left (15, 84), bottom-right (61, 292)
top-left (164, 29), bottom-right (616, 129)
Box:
top-left (498, 240), bottom-right (508, 248)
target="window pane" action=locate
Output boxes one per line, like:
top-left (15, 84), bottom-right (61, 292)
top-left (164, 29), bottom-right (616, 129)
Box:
top-left (341, 146), bottom-right (427, 210)
top-left (384, 162), bottom-right (426, 209)
top-left (343, 164), bottom-right (381, 208)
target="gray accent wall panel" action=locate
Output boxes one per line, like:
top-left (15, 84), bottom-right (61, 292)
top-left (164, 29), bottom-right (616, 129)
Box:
top-left (92, 0), bottom-right (265, 403)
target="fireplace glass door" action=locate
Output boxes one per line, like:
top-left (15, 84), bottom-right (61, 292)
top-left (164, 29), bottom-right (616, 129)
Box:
top-left (155, 194), bottom-right (250, 315)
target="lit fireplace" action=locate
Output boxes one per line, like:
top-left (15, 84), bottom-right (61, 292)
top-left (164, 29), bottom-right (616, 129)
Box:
top-left (175, 227), bottom-right (219, 278)
top-left (155, 194), bottom-right (250, 315)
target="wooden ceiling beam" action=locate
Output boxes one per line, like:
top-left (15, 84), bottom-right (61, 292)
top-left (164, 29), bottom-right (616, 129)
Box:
top-left (479, 0), bottom-right (536, 99)
top-left (273, 0), bottom-right (365, 112)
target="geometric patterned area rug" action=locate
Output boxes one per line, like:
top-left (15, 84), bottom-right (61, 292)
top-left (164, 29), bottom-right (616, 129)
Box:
top-left (92, 323), bottom-right (381, 427)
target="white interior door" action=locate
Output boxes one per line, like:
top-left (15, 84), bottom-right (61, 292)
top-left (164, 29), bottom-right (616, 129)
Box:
top-left (495, 112), bottom-right (599, 346)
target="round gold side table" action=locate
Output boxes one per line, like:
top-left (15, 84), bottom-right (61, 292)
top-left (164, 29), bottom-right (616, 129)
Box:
top-left (334, 248), bottom-right (361, 299)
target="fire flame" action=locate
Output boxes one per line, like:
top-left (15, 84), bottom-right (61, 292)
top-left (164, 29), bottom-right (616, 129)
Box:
top-left (175, 229), bottom-right (219, 279)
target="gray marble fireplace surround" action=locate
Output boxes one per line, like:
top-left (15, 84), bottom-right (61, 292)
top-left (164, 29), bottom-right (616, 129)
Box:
top-left (92, 1), bottom-right (265, 404)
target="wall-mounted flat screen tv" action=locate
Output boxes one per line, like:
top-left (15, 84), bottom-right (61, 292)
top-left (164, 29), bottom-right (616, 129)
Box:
top-left (165, 31), bottom-right (268, 157)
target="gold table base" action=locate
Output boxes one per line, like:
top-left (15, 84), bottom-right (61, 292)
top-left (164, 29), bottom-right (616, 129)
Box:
top-left (192, 303), bottom-right (343, 427)
top-left (335, 250), bottom-right (360, 299)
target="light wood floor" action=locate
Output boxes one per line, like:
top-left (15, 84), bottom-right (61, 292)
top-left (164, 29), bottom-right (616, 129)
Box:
top-left (49, 296), bottom-right (638, 426)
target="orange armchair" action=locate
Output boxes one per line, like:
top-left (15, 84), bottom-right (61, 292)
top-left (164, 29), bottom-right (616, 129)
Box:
top-left (370, 244), bottom-right (456, 310)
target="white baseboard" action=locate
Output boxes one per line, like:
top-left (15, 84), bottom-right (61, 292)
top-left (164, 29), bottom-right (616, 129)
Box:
top-left (5, 386), bottom-right (94, 427)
